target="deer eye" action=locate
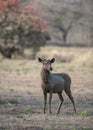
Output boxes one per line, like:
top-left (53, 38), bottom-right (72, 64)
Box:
top-left (49, 61), bottom-right (51, 64)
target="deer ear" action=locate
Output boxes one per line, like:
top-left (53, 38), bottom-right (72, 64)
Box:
top-left (38, 57), bottom-right (43, 63)
top-left (50, 58), bottom-right (55, 63)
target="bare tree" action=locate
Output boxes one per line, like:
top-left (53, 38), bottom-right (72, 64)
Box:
top-left (54, 22), bottom-right (72, 44)
top-left (53, 11), bottom-right (82, 44)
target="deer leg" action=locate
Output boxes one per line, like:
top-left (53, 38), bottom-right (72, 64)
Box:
top-left (69, 94), bottom-right (76, 113)
top-left (57, 92), bottom-right (64, 114)
top-left (65, 88), bottom-right (76, 113)
top-left (49, 91), bottom-right (52, 114)
top-left (43, 92), bottom-right (47, 113)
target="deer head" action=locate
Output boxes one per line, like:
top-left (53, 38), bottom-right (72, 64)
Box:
top-left (38, 58), bottom-right (55, 71)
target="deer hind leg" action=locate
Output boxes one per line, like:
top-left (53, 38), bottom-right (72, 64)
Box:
top-left (64, 86), bottom-right (76, 113)
top-left (57, 92), bottom-right (64, 114)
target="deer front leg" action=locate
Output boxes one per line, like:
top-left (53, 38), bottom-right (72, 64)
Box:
top-left (43, 91), bottom-right (47, 113)
top-left (49, 91), bottom-right (52, 114)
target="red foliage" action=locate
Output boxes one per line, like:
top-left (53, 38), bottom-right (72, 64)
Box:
top-left (0, 0), bottom-right (20, 13)
top-left (0, 0), bottom-right (20, 20)
top-left (20, 5), bottom-right (47, 32)
top-left (0, 0), bottom-right (47, 32)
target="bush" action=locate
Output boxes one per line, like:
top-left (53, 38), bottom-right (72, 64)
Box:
top-left (0, 0), bottom-right (50, 59)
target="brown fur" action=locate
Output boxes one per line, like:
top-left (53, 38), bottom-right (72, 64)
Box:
top-left (38, 58), bottom-right (76, 114)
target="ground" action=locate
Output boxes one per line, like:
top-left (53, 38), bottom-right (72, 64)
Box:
top-left (0, 46), bottom-right (93, 130)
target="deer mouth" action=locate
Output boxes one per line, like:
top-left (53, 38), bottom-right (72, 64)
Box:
top-left (50, 67), bottom-right (53, 71)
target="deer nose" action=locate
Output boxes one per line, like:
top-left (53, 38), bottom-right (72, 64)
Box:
top-left (50, 67), bottom-right (53, 71)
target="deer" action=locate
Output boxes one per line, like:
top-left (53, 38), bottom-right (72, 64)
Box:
top-left (38, 57), bottom-right (76, 114)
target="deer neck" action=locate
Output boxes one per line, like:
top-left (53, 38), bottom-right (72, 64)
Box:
top-left (41, 68), bottom-right (50, 83)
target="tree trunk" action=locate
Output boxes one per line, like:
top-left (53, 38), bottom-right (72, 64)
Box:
top-left (62, 31), bottom-right (68, 44)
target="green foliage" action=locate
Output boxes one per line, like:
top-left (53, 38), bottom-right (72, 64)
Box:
top-left (0, 18), bottom-right (48, 58)
top-left (0, 127), bottom-right (10, 130)
top-left (80, 110), bottom-right (89, 116)
top-left (7, 99), bottom-right (18, 105)
top-left (0, 98), bottom-right (18, 105)
top-left (24, 108), bottom-right (33, 115)
top-left (72, 11), bottom-right (82, 22)
top-left (82, 128), bottom-right (88, 130)
top-left (61, 112), bottom-right (65, 116)
top-left (72, 128), bottom-right (76, 130)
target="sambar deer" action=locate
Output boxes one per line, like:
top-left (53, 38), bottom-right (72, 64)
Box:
top-left (38, 57), bottom-right (76, 114)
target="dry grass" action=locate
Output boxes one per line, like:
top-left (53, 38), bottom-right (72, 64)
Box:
top-left (37, 46), bottom-right (93, 68)
top-left (0, 46), bottom-right (93, 130)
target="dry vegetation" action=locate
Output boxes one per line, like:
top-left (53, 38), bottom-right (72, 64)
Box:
top-left (38, 46), bottom-right (93, 68)
top-left (0, 46), bottom-right (93, 130)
